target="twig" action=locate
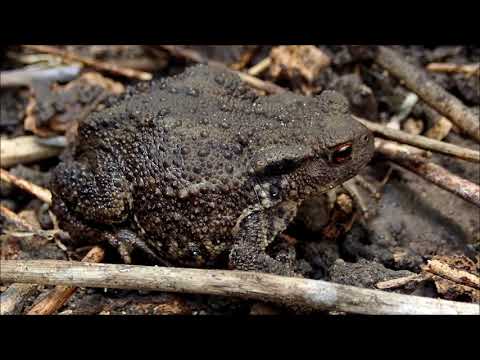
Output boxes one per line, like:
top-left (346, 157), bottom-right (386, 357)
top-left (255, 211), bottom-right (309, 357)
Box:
top-left (1, 168), bottom-right (52, 205)
top-left (0, 205), bottom-right (37, 232)
top-left (0, 283), bottom-right (38, 315)
top-left (356, 117), bottom-right (480, 163)
top-left (376, 274), bottom-right (429, 290)
top-left (23, 45), bottom-right (152, 81)
top-left (0, 65), bottom-right (81, 87)
top-left (247, 57), bottom-right (272, 76)
top-left (375, 139), bottom-right (480, 207)
top-left (426, 62), bottom-right (480, 77)
top-left (1, 260), bottom-right (478, 315)
top-left (0, 135), bottom-right (62, 168)
top-left (423, 259), bottom-right (480, 290)
top-left (158, 45), bottom-right (285, 94)
top-left (27, 246), bottom-right (105, 315)
top-left (375, 46), bottom-right (480, 142)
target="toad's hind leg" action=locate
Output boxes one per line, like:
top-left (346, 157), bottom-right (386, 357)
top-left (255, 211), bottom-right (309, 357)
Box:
top-left (229, 201), bottom-right (300, 277)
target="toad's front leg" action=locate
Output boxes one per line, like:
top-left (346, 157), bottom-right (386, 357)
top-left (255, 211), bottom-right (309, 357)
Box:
top-left (229, 201), bottom-right (300, 277)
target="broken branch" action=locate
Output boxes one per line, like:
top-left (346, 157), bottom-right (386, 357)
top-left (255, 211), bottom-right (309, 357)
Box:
top-left (375, 46), bottom-right (480, 142)
top-left (1, 260), bottom-right (478, 315)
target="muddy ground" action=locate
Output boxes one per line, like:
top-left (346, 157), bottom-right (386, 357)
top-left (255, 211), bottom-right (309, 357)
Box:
top-left (1, 45), bottom-right (479, 315)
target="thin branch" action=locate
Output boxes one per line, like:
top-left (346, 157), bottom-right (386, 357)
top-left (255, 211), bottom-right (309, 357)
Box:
top-left (0, 65), bottom-right (81, 87)
top-left (423, 259), bottom-right (480, 290)
top-left (375, 139), bottom-right (480, 207)
top-left (426, 62), bottom-right (480, 77)
top-left (23, 45), bottom-right (152, 81)
top-left (0, 135), bottom-right (62, 168)
top-left (376, 274), bottom-right (429, 290)
top-left (27, 246), bottom-right (105, 315)
top-left (0, 205), bottom-right (37, 232)
top-left (247, 57), bottom-right (272, 76)
top-left (1, 260), bottom-right (478, 315)
top-left (355, 117), bottom-right (480, 163)
top-left (375, 46), bottom-right (480, 142)
top-left (157, 45), bottom-right (285, 94)
top-left (1, 168), bottom-right (52, 205)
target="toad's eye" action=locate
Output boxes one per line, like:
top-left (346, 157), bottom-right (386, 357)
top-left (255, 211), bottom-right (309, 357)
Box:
top-left (331, 143), bottom-right (353, 164)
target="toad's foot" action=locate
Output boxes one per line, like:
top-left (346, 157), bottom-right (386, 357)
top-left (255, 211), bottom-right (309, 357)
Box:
top-left (229, 201), bottom-right (301, 277)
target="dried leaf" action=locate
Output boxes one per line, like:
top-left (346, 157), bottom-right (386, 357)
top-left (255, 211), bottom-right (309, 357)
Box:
top-left (269, 45), bottom-right (331, 84)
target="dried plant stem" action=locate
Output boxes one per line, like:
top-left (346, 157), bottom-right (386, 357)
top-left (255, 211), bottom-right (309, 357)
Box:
top-left (1, 260), bottom-right (478, 315)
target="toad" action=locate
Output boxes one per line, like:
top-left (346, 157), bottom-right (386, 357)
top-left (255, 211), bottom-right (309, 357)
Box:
top-left (51, 64), bottom-right (374, 276)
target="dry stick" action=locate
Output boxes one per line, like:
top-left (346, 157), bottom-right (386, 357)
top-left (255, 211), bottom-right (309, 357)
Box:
top-left (27, 246), bottom-right (105, 315)
top-left (1, 168), bottom-right (52, 205)
top-left (0, 283), bottom-right (38, 315)
top-left (375, 139), bottom-right (480, 207)
top-left (158, 45), bottom-right (285, 94)
top-left (424, 259), bottom-right (480, 290)
top-left (23, 45), bottom-right (152, 81)
top-left (376, 274), bottom-right (429, 290)
top-left (375, 46), bottom-right (480, 142)
top-left (0, 65), bottom-right (81, 87)
top-left (248, 57), bottom-right (272, 76)
top-left (0, 205), bottom-right (37, 232)
top-left (1, 135), bottom-right (63, 168)
top-left (426, 62), bottom-right (480, 77)
top-left (355, 117), bottom-right (480, 163)
top-left (1, 260), bottom-right (477, 315)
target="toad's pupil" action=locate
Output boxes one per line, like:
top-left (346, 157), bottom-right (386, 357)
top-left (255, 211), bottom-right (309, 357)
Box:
top-left (332, 143), bottom-right (353, 164)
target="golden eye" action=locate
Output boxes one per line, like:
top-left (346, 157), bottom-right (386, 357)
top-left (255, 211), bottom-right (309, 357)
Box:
top-left (332, 143), bottom-right (353, 164)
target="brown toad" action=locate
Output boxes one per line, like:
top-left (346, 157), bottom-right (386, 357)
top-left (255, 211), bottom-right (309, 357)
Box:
top-left (51, 64), bottom-right (374, 276)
